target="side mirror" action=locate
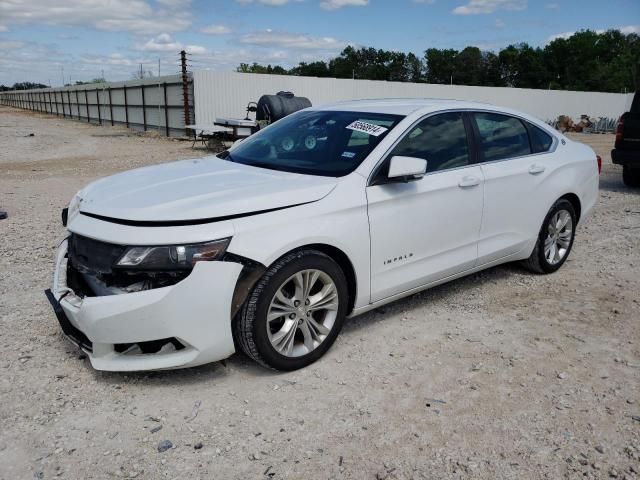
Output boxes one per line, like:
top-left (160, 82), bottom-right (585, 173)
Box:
top-left (387, 156), bottom-right (427, 182)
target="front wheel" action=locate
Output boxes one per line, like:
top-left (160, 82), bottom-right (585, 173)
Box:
top-left (234, 249), bottom-right (348, 370)
top-left (522, 199), bottom-right (576, 274)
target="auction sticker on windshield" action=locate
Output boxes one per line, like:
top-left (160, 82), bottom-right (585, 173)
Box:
top-left (346, 120), bottom-right (388, 137)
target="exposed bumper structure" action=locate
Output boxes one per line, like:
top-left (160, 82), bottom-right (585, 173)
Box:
top-left (47, 239), bottom-right (242, 371)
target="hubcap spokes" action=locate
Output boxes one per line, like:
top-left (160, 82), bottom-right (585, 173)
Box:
top-left (544, 210), bottom-right (573, 265)
top-left (267, 269), bottom-right (338, 357)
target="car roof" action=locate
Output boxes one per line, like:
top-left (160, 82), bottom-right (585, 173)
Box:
top-left (312, 98), bottom-right (498, 116)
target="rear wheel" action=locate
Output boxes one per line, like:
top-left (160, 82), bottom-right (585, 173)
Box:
top-left (234, 249), bottom-right (348, 370)
top-left (523, 199), bottom-right (576, 274)
top-left (622, 166), bottom-right (640, 187)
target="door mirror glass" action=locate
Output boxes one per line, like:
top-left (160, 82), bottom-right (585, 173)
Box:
top-left (387, 156), bottom-right (427, 181)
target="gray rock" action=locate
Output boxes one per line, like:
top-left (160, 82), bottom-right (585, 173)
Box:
top-left (157, 440), bottom-right (173, 453)
top-left (194, 442), bottom-right (203, 450)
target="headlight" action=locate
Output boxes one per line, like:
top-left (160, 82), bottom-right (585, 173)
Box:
top-left (116, 238), bottom-right (231, 270)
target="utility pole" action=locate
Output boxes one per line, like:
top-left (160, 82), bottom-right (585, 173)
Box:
top-left (61, 66), bottom-right (64, 87)
top-left (158, 58), bottom-right (161, 77)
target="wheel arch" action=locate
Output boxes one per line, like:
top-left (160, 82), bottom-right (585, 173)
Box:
top-left (259, 243), bottom-right (358, 315)
top-left (558, 192), bottom-right (582, 223)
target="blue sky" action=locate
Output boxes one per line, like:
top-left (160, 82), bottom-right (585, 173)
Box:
top-left (0, 0), bottom-right (638, 86)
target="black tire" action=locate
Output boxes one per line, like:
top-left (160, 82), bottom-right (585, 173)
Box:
top-left (234, 249), bottom-right (348, 371)
top-left (522, 198), bottom-right (577, 274)
top-left (623, 166), bottom-right (640, 187)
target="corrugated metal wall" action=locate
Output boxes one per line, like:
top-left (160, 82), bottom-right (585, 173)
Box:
top-left (0, 75), bottom-right (193, 137)
top-left (194, 71), bottom-right (634, 125)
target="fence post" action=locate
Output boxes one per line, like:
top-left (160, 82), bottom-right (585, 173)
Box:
top-left (123, 84), bottom-right (129, 128)
top-left (96, 89), bottom-right (101, 125)
top-left (180, 50), bottom-right (191, 136)
top-left (108, 87), bottom-right (114, 126)
top-left (141, 85), bottom-right (147, 131)
top-left (76, 90), bottom-right (81, 119)
top-left (54, 91), bottom-right (59, 116)
top-left (48, 91), bottom-right (53, 114)
top-left (163, 82), bottom-right (169, 137)
top-left (85, 89), bottom-right (90, 122)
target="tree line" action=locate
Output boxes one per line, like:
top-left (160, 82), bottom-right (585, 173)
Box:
top-left (237, 29), bottom-right (640, 93)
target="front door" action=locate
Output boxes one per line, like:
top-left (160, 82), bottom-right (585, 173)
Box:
top-left (366, 112), bottom-right (484, 302)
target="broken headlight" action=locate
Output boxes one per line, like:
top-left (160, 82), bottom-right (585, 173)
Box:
top-left (115, 238), bottom-right (231, 270)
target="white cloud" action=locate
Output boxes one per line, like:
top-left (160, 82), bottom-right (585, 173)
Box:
top-left (547, 31), bottom-right (573, 42)
top-left (0, 40), bottom-right (24, 49)
top-left (156, 0), bottom-right (191, 6)
top-left (0, 24), bottom-right (8, 32)
top-left (239, 30), bottom-right (346, 49)
top-left (320, 0), bottom-right (369, 10)
top-left (234, 0), bottom-right (293, 5)
top-left (200, 24), bottom-right (232, 35)
top-left (494, 18), bottom-right (505, 28)
top-left (547, 25), bottom-right (640, 43)
top-left (135, 33), bottom-right (206, 54)
top-left (0, 0), bottom-right (191, 34)
top-left (620, 25), bottom-right (640, 34)
top-left (453, 0), bottom-right (526, 15)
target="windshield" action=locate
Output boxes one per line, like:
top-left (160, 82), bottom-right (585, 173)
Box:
top-left (223, 110), bottom-right (404, 177)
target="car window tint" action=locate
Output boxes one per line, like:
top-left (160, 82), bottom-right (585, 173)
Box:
top-left (390, 112), bottom-right (470, 173)
top-left (527, 122), bottom-right (554, 153)
top-left (474, 112), bottom-right (531, 161)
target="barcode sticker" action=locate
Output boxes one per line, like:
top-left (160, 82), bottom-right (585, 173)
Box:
top-left (346, 121), bottom-right (388, 137)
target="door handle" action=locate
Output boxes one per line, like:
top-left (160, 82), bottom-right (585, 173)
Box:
top-left (458, 176), bottom-right (480, 188)
top-left (529, 164), bottom-right (546, 175)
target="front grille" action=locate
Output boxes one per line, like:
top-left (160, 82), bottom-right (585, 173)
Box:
top-left (68, 234), bottom-right (126, 275)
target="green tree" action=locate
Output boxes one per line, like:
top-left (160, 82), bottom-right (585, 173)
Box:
top-left (425, 48), bottom-right (458, 84)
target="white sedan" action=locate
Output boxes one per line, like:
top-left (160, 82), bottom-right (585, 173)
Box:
top-left (46, 99), bottom-right (600, 371)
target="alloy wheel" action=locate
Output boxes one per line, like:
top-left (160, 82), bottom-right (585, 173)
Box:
top-left (544, 209), bottom-right (573, 265)
top-left (266, 269), bottom-right (339, 357)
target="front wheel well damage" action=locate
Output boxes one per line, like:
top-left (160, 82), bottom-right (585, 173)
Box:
top-left (238, 244), bottom-right (358, 318)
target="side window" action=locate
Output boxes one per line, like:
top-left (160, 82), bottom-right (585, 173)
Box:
top-left (526, 122), bottom-right (554, 153)
top-left (390, 112), bottom-right (470, 173)
top-left (473, 112), bottom-right (531, 162)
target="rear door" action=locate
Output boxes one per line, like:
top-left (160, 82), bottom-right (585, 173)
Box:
top-left (472, 111), bottom-right (556, 264)
top-left (366, 111), bottom-right (484, 302)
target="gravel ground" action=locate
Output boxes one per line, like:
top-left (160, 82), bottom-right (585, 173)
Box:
top-left (1, 106), bottom-right (639, 480)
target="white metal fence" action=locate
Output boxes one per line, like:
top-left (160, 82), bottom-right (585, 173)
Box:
top-left (0, 75), bottom-right (193, 137)
top-left (194, 71), bottom-right (634, 125)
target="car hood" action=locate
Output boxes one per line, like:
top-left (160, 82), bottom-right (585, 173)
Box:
top-left (78, 157), bottom-right (337, 223)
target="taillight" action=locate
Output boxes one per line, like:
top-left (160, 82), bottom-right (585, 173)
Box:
top-left (615, 116), bottom-right (624, 146)
top-left (596, 155), bottom-right (602, 175)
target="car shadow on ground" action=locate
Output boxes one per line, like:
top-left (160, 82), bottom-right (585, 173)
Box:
top-left (599, 173), bottom-right (640, 195)
top-left (87, 261), bottom-right (526, 386)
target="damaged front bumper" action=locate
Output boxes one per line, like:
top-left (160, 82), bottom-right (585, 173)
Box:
top-left (46, 239), bottom-right (243, 371)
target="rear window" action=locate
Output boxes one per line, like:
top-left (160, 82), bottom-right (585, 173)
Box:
top-left (527, 123), bottom-right (554, 153)
top-left (473, 112), bottom-right (531, 162)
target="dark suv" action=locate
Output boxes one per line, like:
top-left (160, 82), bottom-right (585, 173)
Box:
top-left (612, 90), bottom-right (640, 187)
